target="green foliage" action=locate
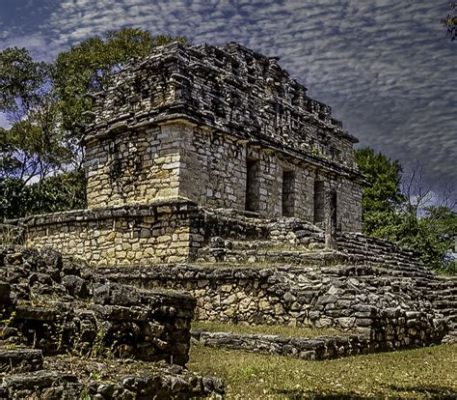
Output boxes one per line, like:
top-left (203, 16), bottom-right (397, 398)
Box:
top-left (0, 170), bottom-right (86, 220)
top-left (0, 28), bottom-right (186, 221)
top-left (354, 147), bottom-right (405, 237)
top-left (356, 147), bottom-right (456, 271)
top-left (0, 47), bottom-right (49, 116)
top-left (0, 178), bottom-right (29, 220)
top-left (27, 169), bottom-right (86, 215)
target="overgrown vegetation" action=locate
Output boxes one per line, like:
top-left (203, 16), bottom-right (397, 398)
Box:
top-left (355, 148), bottom-right (456, 273)
top-left (189, 344), bottom-right (457, 399)
top-left (0, 28), bottom-right (186, 221)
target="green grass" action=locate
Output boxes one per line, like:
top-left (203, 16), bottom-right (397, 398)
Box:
top-left (191, 321), bottom-right (346, 338)
top-left (189, 344), bottom-right (457, 399)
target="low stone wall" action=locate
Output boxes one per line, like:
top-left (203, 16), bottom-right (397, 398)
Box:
top-left (12, 200), bottom-right (200, 265)
top-left (101, 263), bottom-right (448, 348)
top-left (192, 331), bottom-right (374, 360)
top-left (0, 363), bottom-right (223, 400)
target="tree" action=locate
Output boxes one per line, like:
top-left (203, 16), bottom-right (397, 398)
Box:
top-left (444, 2), bottom-right (457, 40)
top-left (0, 28), bottom-right (186, 221)
top-left (354, 148), bottom-right (405, 237)
top-left (53, 29), bottom-right (187, 147)
top-left (356, 147), bottom-right (457, 272)
top-left (0, 47), bottom-right (49, 117)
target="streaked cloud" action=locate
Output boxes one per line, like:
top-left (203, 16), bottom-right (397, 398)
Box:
top-left (0, 0), bottom-right (455, 192)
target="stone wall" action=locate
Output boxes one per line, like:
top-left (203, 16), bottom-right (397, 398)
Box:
top-left (87, 42), bottom-right (359, 169)
top-left (86, 124), bottom-right (182, 208)
top-left (17, 200), bottom-right (198, 265)
top-left (11, 204), bottom-right (418, 267)
top-left (184, 127), bottom-right (362, 231)
top-left (0, 247), bottom-right (224, 399)
top-left (0, 248), bottom-right (196, 366)
top-left (100, 263), bottom-right (448, 348)
top-left (192, 331), bottom-right (374, 361)
top-left (85, 120), bottom-right (362, 231)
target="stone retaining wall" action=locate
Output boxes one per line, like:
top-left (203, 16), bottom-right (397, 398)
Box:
top-left (0, 247), bottom-right (224, 399)
top-left (12, 200), bottom-right (200, 265)
top-left (0, 248), bottom-right (196, 366)
top-left (101, 263), bottom-right (448, 348)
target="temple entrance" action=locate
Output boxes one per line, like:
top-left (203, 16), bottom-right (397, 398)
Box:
top-left (245, 159), bottom-right (260, 212)
top-left (314, 180), bottom-right (325, 223)
top-left (282, 170), bottom-right (295, 217)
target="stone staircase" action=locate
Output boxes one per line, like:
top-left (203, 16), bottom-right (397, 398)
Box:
top-left (429, 278), bottom-right (457, 342)
top-left (197, 210), bottom-right (432, 275)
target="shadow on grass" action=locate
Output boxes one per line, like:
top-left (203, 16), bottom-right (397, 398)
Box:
top-left (272, 384), bottom-right (457, 399)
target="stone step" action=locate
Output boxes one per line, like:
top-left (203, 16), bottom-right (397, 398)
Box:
top-left (191, 327), bottom-right (444, 361)
top-left (0, 360), bottom-right (225, 400)
top-left (191, 329), bottom-right (373, 361)
top-left (195, 251), bottom-right (433, 280)
top-left (227, 240), bottom-right (318, 251)
top-left (196, 248), bottom-right (350, 266)
top-left (0, 370), bottom-right (81, 398)
top-left (433, 301), bottom-right (457, 309)
top-left (0, 348), bottom-right (43, 373)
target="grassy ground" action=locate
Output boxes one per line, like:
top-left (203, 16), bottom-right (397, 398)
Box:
top-left (189, 344), bottom-right (457, 399)
top-left (192, 321), bottom-right (345, 338)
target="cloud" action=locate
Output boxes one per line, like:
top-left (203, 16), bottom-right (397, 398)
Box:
top-left (0, 113), bottom-right (11, 129)
top-left (1, 0), bottom-right (456, 193)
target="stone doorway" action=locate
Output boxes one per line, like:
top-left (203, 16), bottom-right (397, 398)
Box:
top-left (314, 180), bottom-right (325, 223)
top-left (282, 170), bottom-right (295, 217)
top-left (245, 159), bottom-right (260, 212)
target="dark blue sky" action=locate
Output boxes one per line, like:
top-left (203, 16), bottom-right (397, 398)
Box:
top-left (0, 0), bottom-right (455, 197)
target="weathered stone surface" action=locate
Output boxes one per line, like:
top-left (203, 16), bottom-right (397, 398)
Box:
top-left (0, 247), bottom-right (223, 400)
top-left (101, 261), bottom-right (450, 349)
top-left (0, 349), bottom-right (43, 373)
top-left (192, 330), bottom-right (375, 360)
top-left (81, 41), bottom-right (363, 231)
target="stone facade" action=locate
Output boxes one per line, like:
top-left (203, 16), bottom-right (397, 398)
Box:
top-left (84, 41), bottom-right (363, 232)
top-left (99, 262), bottom-right (448, 343)
top-left (20, 200), bottom-right (199, 265)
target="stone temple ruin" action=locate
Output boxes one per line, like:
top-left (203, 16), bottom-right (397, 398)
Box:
top-left (21, 41), bottom-right (363, 266)
top-left (2, 42), bottom-right (457, 398)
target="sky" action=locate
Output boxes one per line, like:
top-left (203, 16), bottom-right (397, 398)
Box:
top-left (0, 0), bottom-right (456, 196)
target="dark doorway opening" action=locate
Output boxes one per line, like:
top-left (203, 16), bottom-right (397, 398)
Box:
top-left (329, 189), bottom-right (337, 229)
top-left (314, 180), bottom-right (325, 223)
top-left (245, 159), bottom-right (260, 212)
top-left (282, 170), bottom-right (295, 217)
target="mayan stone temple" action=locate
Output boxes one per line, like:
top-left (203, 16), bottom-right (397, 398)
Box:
top-left (19, 42), bottom-right (364, 265)
top-left (2, 40), bottom-right (457, 399)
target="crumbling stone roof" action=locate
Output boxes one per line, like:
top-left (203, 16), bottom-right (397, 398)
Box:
top-left (86, 41), bottom-right (358, 157)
